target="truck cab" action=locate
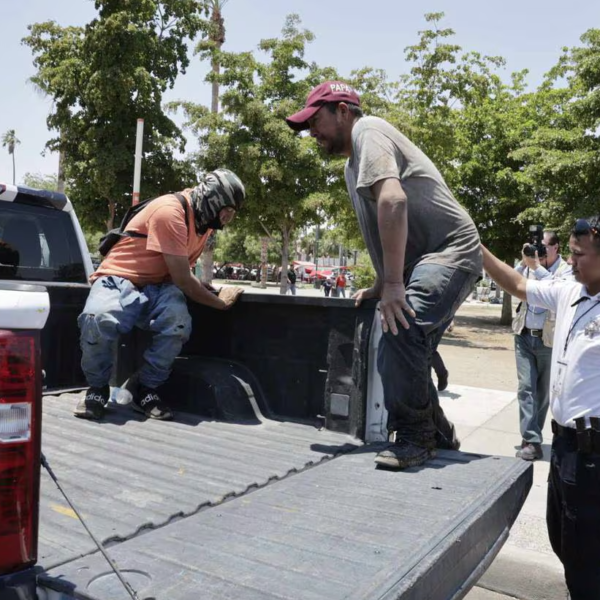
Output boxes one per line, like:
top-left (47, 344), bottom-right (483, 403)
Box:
top-left (0, 183), bottom-right (91, 599)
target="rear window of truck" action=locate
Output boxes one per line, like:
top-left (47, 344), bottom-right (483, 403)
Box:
top-left (0, 202), bottom-right (86, 283)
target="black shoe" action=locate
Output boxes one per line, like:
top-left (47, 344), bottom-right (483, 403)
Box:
top-left (516, 442), bottom-right (543, 461)
top-left (132, 386), bottom-right (173, 421)
top-left (74, 385), bottom-right (109, 420)
top-left (374, 439), bottom-right (435, 470)
top-left (437, 371), bottom-right (449, 392)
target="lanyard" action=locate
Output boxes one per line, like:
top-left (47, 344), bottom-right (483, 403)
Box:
top-left (563, 298), bottom-right (600, 354)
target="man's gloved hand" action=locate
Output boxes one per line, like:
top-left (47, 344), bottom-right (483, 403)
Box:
top-left (218, 286), bottom-right (244, 309)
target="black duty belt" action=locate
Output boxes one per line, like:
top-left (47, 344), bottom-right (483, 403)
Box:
top-left (552, 418), bottom-right (600, 454)
top-left (522, 327), bottom-right (543, 338)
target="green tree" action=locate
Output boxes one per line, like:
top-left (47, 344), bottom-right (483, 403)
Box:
top-left (2, 129), bottom-right (21, 185)
top-left (23, 0), bottom-right (206, 232)
top-left (22, 172), bottom-right (60, 191)
top-left (513, 29), bottom-right (600, 234)
top-left (213, 227), bottom-right (280, 265)
top-left (175, 15), bottom-right (341, 293)
top-left (392, 13), bottom-right (552, 323)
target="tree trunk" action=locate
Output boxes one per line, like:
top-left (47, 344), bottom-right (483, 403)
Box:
top-left (106, 199), bottom-right (116, 232)
top-left (260, 236), bottom-right (268, 289)
top-left (500, 288), bottom-right (513, 325)
top-left (211, 61), bottom-right (220, 114)
top-left (57, 143), bottom-right (66, 194)
top-left (203, 4), bottom-right (225, 281)
top-left (279, 228), bottom-right (290, 295)
top-left (201, 248), bottom-right (214, 284)
top-left (12, 152), bottom-right (16, 185)
top-left (201, 231), bottom-right (217, 285)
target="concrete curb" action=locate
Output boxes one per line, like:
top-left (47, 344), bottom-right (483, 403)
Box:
top-left (477, 546), bottom-right (567, 600)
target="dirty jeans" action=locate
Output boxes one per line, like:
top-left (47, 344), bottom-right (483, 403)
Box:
top-left (377, 263), bottom-right (479, 447)
top-left (515, 332), bottom-right (552, 444)
top-left (78, 276), bottom-right (192, 389)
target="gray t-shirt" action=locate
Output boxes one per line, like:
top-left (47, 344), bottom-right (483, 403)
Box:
top-left (344, 116), bottom-right (482, 279)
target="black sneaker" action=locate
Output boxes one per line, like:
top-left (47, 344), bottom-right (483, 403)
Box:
top-left (374, 439), bottom-right (436, 470)
top-left (132, 386), bottom-right (173, 421)
top-left (74, 385), bottom-right (110, 420)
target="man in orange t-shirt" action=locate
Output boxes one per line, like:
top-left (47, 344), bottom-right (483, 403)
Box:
top-left (75, 169), bottom-right (245, 422)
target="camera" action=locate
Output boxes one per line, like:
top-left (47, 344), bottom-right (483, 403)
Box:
top-left (523, 225), bottom-right (547, 258)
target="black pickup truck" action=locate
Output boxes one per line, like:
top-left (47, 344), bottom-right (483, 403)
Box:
top-left (0, 183), bottom-right (532, 600)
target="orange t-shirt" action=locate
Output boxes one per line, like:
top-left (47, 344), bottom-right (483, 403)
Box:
top-left (92, 191), bottom-right (211, 287)
top-left (336, 275), bottom-right (347, 288)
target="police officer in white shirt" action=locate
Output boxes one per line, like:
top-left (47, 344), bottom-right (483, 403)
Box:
top-left (482, 216), bottom-right (600, 600)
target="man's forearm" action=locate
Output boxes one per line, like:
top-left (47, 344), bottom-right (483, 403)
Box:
top-left (482, 246), bottom-right (528, 301)
top-left (177, 274), bottom-right (226, 309)
top-left (378, 197), bottom-right (407, 283)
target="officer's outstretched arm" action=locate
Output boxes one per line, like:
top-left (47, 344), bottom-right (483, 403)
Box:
top-left (482, 245), bottom-right (528, 302)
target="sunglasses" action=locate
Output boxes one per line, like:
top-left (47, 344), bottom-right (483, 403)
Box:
top-left (573, 218), bottom-right (600, 237)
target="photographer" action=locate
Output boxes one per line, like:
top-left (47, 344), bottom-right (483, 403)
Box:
top-left (512, 229), bottom-right (571, 460)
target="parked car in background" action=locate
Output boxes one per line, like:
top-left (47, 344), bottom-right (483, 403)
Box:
top-left (214, 262), bottom-right (252, 281)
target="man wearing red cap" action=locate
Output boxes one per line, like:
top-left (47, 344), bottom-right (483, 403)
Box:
top-left (286, 81), bottom-right (482, 470)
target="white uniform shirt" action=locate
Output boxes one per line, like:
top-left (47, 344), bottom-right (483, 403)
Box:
top-left (527, 278), bottom-right (600, 427)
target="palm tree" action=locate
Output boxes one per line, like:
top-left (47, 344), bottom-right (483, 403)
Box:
top-left (201, 0), bottom-right (228, 284)
top-left (2, 129), bottom-right (21, 185)
top-left (208, 0), bottom-right (227, 114)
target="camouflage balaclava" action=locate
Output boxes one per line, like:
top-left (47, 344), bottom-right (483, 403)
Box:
top-left (189, 169), bottom-right (245, 234)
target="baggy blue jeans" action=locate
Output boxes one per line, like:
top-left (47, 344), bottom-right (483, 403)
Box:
top-left (377, 263), bottom-right (480, 447)
top-left (78, 276), bottom-right (192, 389)
top-left (515, 332), bottom-right (552, 444)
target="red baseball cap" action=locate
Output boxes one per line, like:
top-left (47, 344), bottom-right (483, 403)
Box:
top-left (286, 81), bottom-right (361, 131)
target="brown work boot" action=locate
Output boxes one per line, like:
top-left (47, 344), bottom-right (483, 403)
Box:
top-left (374, 438), bottom-right (436, 470)
top-left (516, 442), bottom-right (543, 461)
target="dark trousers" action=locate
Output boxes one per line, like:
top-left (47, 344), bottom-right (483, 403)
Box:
top-left (547, 433), bottom-right (600, 599)
top-left (431, 350), bottom-right (448, 379)
top-left (377, 264), bottom-right (479, 447)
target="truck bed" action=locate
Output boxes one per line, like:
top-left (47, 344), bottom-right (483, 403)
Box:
top-left (38, 392), bottom-right (532, 600)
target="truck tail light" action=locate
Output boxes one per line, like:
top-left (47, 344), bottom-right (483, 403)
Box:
top-left (0, 330), bottom-right (42, 575)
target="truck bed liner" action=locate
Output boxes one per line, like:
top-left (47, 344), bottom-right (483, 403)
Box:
top-left (38, 393), bottom-right (360, 570)
top-left (39, 396), bottom-right (531, 600)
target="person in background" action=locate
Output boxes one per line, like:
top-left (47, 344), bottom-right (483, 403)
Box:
top-left (431, 350), bottom-right (449, 392)
top-left (323, 276), bottom-right (333, 297)
top-left (335, 270), bottom-right (347, 298)
top-left (287, 266), bottom-right (297, 295)
top-left (512, 230), bottom-right (571, 461)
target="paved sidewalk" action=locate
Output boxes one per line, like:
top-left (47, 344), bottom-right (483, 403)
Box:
top-left (440, 385), bottom-right (567, 600)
